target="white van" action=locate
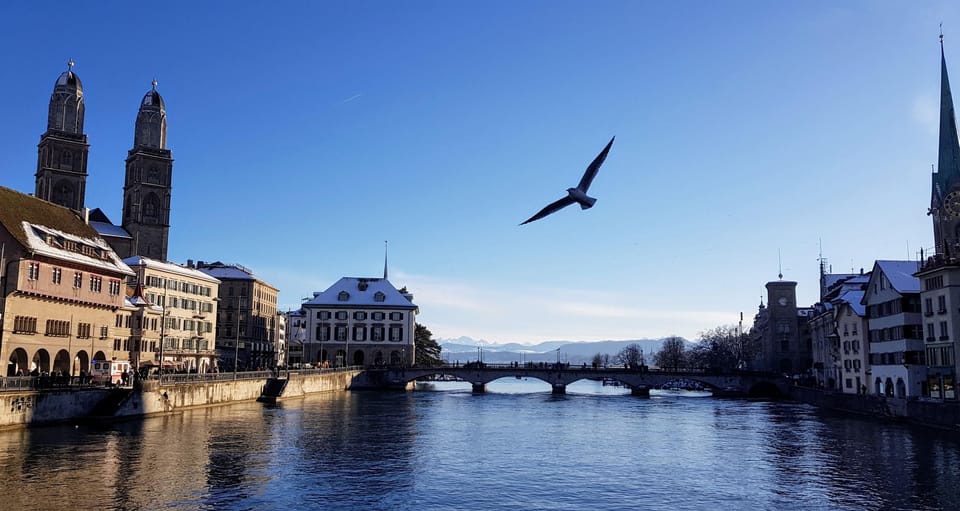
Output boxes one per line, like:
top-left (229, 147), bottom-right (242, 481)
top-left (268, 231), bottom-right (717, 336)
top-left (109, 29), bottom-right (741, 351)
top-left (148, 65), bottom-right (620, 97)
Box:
top-left (91, 360), bottom-right (131, 385)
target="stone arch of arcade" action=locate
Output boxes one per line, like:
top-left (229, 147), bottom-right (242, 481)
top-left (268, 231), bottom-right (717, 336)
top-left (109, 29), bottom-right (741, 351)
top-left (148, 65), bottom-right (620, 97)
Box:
top-left (6, 346), bottom-right (108, 376)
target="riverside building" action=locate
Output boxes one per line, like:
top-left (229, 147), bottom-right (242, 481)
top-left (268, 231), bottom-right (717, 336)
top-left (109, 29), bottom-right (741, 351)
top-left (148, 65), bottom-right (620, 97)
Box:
top-left (916, 38), bottom-right (960, 400)
top-left (195, 261), bottom-right (280, 371)
top-left (301, 277), bottom-right (418, 367)
top-left (123, 257), bottom-right (219, 373)
top-left (0, 186), bottom-right (134, 376)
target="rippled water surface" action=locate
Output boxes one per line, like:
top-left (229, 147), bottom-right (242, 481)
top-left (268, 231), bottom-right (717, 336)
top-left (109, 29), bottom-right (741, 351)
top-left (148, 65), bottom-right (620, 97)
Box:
top-left (1, 380), bottom-right (958, 510)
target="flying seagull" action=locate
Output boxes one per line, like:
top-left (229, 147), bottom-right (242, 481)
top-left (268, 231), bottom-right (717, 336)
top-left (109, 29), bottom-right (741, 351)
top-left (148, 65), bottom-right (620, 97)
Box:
top-left (520, 136), bottom-right (614, 225)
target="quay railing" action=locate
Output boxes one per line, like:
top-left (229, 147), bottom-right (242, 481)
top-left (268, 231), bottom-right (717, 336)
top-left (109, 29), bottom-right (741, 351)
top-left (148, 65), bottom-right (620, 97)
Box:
top-left (0, 375), bottom-right (100, 392)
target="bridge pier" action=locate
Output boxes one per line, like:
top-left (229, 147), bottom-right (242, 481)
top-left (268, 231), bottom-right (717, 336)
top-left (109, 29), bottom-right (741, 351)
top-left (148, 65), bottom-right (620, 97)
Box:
top-left (630, 385), bottom-right (650, 397)
top-left (552, 384), bottom-right (566, 395)
top-left (472, 383), bottom-right (486, 393)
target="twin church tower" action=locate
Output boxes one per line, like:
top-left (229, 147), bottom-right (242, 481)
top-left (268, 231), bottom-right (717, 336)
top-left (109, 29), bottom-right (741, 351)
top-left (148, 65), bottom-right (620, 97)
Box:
top-left (34, 60), bottom-right (172, 261)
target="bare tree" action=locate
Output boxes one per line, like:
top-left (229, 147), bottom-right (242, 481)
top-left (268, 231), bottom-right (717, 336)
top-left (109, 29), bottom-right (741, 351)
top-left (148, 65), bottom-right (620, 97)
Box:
top-left (616, 343), bottom-right (644, 368)
top-left (654, 336), bottom-right (687, 371)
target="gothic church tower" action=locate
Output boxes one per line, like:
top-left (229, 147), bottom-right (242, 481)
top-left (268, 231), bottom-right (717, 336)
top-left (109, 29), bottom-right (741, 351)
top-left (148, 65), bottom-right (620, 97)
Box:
top-left (932, 37), bottom-right (960, 256)
top-left (35, 60), bottom-right (89, 211)
top-left (121, 80), bottom-right (173, 261)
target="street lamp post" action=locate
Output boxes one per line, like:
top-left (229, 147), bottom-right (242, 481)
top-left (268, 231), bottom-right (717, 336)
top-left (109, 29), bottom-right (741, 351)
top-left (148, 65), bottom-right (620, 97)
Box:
top-left (158, 286), bottom-right (169, 383)
top-left (234, 297), bottom-right (242, 379)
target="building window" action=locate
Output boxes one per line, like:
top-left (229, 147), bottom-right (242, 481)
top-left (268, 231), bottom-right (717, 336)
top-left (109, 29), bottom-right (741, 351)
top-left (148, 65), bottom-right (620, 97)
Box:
top-left (354, 311), bottom-right (367, 321)
top-left (938, 295), bottom-right (947, 314)
top-left (89, 275), bottom-right (103, 293)
top-left (374, 291), bottom-right (385, 302)
top-left (51, 267), bottom-right (62, 284)
top-left (109, 279), bottom-right (121, 295)
top-left (335, 326), bottom-right (347, 341)
top-left (45, 319), bottom-right (70, 337)
top-left (27, 262), bottom-right (40, 281)
top-left (371, 326), bottom-right (384, 341)
top-left (73, 272), bottom-right (83, 288)
top-left (317, 311), bottom-right (331, 320)
top-left (13, 316), bottom-right (38, 334)
top-left (338, 291), bottom-right (349, 301)
top-left (925, 298), bottom-right (934, 316)
top-left (941, 321), bottom-right (949, 340)
top-left (77, 322), bottom-right (92, 339)
top-left (390, 312), bottom-right (403, 321)
top-left (353, 325), bottom-right (366, 341)
top-left (372, 312), bottom-right (385, 321)
top-left (389, 326), bottom-right (403, 342)
top-left (316, 325), bottom-right (329, 341)
top-left (336, 311), bottom-right (348, 320)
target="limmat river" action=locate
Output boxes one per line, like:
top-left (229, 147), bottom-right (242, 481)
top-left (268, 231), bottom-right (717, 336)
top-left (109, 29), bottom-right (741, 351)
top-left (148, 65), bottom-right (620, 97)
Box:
top-left (0, 379), bottom-right (958, 511)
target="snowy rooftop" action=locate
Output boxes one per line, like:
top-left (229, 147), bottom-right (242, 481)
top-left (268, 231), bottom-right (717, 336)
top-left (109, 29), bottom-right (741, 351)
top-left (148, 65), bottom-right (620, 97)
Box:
top-left (303, 277), bottom-right (417, 309)
top-left (875, 260), bottom-right (921, 294)
top-left (24, 222), bottom-right (133, 276)
top-left (834, 290), bottom-right (866, 316)
top-left (90, 221), bottom-right (132, 239)
top-left (198, 265), bottom-right (258, 281)
top-left (123, 256), bottom-right (221, 284)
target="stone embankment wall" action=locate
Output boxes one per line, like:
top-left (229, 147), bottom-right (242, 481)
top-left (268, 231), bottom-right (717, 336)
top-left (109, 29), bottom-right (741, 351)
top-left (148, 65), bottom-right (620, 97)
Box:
top-left (282, 370), bottom-right (362, 397)
top-left (0, 388), bottom-right (110, 429)
top-left (788, 386), bottom-right (960, 430)
top-left (0, 370), bottom-right (364, 430)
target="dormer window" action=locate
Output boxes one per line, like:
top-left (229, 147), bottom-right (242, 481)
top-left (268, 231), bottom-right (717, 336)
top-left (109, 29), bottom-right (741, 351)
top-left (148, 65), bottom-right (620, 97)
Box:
top-left (358, 280), bottom-right (368, 291)
top-left (374, 291), bottom-right (385, 302)
top-left (338, 291), bottom-right (350, 301)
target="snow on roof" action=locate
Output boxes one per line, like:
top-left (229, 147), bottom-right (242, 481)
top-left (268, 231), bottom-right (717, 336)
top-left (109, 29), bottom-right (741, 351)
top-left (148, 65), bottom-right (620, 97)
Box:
top-left (89, 221), bottom-right (132, 239)
top-left (123, 256), bottom-right (221, 284)
top-left (823, 273), bottom-right (858, 291)
top-left (875, 260), bottom-right (921, 293)
top-left (23, 221), bottom-right (133, 276)
top-left (198, 265), bottom-right (257, 281)
top-left (834, 290), bottom-right (866, 316)
top-left (303, 277), bottom-right (417, 309)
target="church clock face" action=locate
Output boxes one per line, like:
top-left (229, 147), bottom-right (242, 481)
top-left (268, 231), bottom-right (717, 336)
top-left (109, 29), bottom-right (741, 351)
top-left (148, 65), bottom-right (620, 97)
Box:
top-left (945, 190), bottom-right (960, 219)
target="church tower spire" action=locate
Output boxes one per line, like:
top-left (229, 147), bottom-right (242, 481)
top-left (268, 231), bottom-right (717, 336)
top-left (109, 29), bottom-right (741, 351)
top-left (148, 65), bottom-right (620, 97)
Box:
top-left (34, 59), bottom-right (89, 211)
top-left (932, 34), bottom-right (960, 256)
top-left (121, 80), bottom-right (173, 261)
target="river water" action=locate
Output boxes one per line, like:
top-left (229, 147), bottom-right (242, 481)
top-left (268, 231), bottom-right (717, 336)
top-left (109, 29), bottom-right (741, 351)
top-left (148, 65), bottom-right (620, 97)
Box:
top-left (0, 379), bottom-right (958, 510)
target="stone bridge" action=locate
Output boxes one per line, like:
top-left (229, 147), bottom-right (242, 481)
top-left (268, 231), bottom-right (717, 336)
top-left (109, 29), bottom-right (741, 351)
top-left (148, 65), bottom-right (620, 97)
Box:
top-left (364, 364), bottom-right (788, 397)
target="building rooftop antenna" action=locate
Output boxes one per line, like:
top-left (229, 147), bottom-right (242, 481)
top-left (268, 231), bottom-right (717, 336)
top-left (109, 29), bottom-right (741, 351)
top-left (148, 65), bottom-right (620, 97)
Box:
top-left (778, 249), bottom-right (783, 280)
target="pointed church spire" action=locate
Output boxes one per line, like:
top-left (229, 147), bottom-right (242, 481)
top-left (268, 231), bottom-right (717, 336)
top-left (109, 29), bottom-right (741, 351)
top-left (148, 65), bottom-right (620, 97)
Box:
top-left (383, 240), bottom-right (389, 279)
top-left (936, 32), bottom-right (960, 202)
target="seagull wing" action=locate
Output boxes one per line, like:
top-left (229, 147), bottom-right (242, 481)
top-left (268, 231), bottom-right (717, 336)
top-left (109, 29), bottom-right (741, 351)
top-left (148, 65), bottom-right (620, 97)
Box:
top-left (576, 136), bottom-right (615, 192)
top-left (520, 196), bottom-right (576, 225)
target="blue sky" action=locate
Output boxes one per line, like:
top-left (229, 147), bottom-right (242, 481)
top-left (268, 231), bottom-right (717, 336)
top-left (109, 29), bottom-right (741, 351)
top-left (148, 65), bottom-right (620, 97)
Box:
top-left (1, 1), bottom-right (958, 344)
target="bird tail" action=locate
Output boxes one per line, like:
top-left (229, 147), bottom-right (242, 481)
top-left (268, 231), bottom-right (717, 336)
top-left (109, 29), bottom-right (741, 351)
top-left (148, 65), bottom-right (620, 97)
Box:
top-left (580, 196), bottom-right (596, 210)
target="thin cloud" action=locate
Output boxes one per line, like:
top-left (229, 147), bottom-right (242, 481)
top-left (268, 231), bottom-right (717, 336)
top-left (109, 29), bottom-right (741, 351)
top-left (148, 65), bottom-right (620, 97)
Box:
top-left (338, 93), bottom-right (363, 105)
top-left (394, 270), bottom-right (744, 344)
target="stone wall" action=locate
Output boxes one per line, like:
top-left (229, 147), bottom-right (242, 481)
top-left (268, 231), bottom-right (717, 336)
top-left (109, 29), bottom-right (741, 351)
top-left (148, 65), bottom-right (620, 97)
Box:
top-left (0, 388), bottom-right (110, 429)
top-left (0, 370), bottom-right (365, 429)
top-left (788, 385), bottom-right (960, 430)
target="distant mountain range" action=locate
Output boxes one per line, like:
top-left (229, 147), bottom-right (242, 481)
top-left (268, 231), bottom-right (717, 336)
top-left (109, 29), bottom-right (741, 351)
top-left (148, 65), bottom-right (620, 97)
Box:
top-left (437, 336), bottom-right (691, 365)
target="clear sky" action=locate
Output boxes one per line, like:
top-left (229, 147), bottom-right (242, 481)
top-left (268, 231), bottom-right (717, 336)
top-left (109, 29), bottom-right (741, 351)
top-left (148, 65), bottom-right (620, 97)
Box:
top-left (1, 1), bottom-right (958, 344)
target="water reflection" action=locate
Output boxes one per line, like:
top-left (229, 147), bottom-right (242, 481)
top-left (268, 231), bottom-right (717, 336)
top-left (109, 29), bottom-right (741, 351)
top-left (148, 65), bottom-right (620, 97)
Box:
top-left (0, 383), bottom-right (958, 510)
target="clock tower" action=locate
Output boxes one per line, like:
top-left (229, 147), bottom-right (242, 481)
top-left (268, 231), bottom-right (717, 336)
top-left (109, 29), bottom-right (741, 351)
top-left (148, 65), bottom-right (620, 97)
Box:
top-left (121, 80), bottom-right (173, 261)
top-left (35, 60), bottom-right (88, 211)
top-left (932, 37), bottom-right (960, 257)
